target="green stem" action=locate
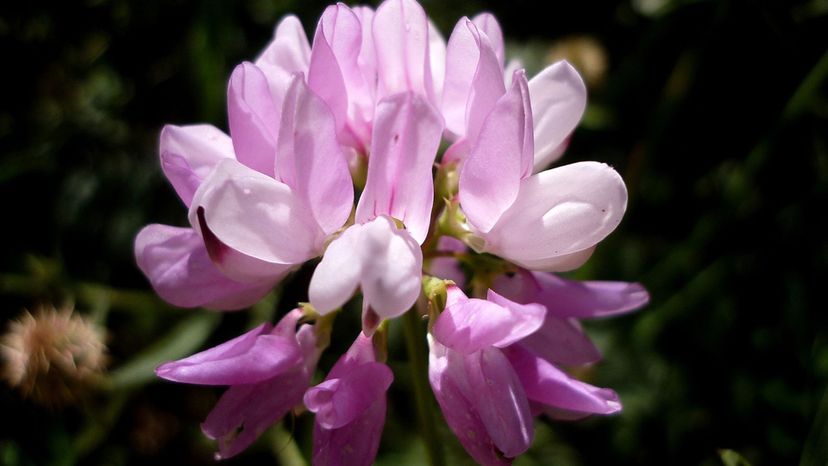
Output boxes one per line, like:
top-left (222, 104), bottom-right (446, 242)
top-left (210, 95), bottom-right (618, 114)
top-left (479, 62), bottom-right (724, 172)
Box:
top-left (272, 424), bottom-right (308, 466)
top-left (402, 306), bottom-right (444, 466)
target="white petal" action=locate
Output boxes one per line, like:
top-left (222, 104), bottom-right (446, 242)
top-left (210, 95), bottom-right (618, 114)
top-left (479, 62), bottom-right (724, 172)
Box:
top-left (485, 162), bottom-right (626, 264)
top-left (309, 225), bottom-right (365, 314)
top-left (189, 159), bottom-right (322, 265)
top-left (309, 217), bottom-right (422, 319)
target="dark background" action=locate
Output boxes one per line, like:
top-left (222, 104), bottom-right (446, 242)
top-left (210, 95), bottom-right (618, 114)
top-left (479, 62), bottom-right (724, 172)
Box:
top-left (0, 0), bottom-right (826, 465)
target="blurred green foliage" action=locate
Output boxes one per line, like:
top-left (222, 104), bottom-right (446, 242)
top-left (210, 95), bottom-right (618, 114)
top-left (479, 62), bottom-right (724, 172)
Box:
top-left (1, 0), bottom-right (827, 465)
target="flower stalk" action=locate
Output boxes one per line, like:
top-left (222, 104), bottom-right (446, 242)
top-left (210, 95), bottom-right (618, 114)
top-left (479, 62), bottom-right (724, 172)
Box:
top-left (402, 304), bottom-right (445, 466)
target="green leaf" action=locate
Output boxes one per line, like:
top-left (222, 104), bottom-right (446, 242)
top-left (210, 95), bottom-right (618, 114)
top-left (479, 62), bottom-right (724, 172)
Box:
top-left (719, 449), bottom-right (753, 466)
top-left (800, 387), bottom-right (828, 466)
top-left (107, 312), bottom-right (221, 389)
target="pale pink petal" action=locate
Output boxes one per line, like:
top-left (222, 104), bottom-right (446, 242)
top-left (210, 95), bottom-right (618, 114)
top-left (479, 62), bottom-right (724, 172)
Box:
top-left (352, 6), bottom-right (379, 146)
top-left (358, 218), bottom-right (423, 319)
top-left (320, 4), bottom-right (373, 141)
top-left (494, 271), bottom-right (649, 319)
top-left (313, 4), bottom-right (374, 148)
top-left (433, 286), bottom-right (545, 354)
top-left (428, 336), bottom-right (512, 466)
top-left (471, 13), bottom-right (504, 68)
top-left (427, 20), bottom-right (447, 104)
top-left (505, 344), bottom-right (622, 415)
top-left (442, 19), bottom-right (505, 141)
top-left (355, 92), bottom-right (443, 244)
top-left (276, 75), bottom-right (353, 235)
top-left (440, 138), bottom-right (469, 165)
top-left (373, 0), bottom-right (431, 99)
top-left (308, 225), bottom-right (364, 315)
top-left (464, 346), bottom-right (533, 458)
top-left (539, 401), bottom-right (618, 421)
top-left (255, 16), bottom-right (312, 107)
top-left (134, 224), bottom-right (276, 310)
top-left (535, 273), bottom-right (650, 318)
top-left (309, 217), bottom-right (422, 319)
top-left (519, 316), bottom-right (602, 366)
top-left (484, 162), bottom-right (627, 266)
top-left (162, 322), bottom-right (268, 364)
top-left (503, 58), bottom-right (523, 87)
top-left (353, 6), bottom-right (378, 83)
top-left (256, 15), bottom-right (311, 73)
top-left (307, 8), bottom-right (350, 142)
top-left (227, 62), bottom-right (281, 176)
top-left (155, 327), bottom-right (301, 385)
top-left (459, 70), bottom-right (533, 233)
top-left (190, 158), bottom-right (323, 266)
top-left (441, 18), bottom-right (478, 137)
top-left (159, 124), bottom-right (234, 207)
top-left (201, 365), bottom-right (310, 459)
top-left (443, 282), bottom-right (468, 308)
top-left (461, 21), bottom-right (505, 147)
top-left (528, 61), bottom-right (587, 171)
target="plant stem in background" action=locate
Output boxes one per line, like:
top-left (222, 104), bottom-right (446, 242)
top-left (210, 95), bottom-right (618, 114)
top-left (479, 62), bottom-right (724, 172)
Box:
top-left (402, 306), bottom-right (445, 466)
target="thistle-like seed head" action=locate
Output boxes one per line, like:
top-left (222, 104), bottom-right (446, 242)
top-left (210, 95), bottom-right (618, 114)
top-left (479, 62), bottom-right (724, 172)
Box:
top-left (1, 305), bottom-right (107, 407)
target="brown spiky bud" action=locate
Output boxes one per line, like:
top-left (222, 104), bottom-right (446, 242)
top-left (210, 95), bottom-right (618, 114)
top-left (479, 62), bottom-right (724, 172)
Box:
top-left (1, 305), bottom-right (107, 407)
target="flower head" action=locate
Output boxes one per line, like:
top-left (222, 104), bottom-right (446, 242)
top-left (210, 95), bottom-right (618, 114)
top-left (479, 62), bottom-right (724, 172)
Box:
top-left (2, 305), bottom-right (106, 407)
top-left (140, 0), bottom-right (649, 462)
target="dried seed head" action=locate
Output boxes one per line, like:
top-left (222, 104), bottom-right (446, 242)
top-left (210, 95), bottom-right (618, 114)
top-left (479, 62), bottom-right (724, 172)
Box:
top-left (1, 305), bottom-right (107, 407)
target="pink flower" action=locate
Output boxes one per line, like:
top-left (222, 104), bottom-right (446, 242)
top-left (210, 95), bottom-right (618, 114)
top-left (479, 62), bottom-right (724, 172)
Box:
top-left (133, 118), bottom-right (294, 311)
top-left (428, 337), bottom-right (532, 466)
top-left (308, 91), bottom-right (444, 329)
top-left (135, 71), bottom-right (353, 309)
top-left (190, 72), bottom-right (353, 274)
top-left (429, 285), bottom-right (624, 465)
top-left (155, 310), bottom-right (320, 459)
top-left (139, 1), bottom-right (649, 463)
top-left (424, 13), bottom-right (625, 272)
top-left (456, 67), bottom-right (626, 272)
top-left (305, 333), bottom-right (393, 466)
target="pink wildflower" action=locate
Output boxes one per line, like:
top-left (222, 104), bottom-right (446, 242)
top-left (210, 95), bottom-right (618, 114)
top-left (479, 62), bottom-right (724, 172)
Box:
top-left (156, 310), bottom-right (320, 459)
top-left (305, 333), bottom-right (393, 466)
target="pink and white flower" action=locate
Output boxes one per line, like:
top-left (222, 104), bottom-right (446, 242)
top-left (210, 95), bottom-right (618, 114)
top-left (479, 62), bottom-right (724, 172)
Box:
top-left (429, 285), bottom-right (624, 465)
top-left (456, 66), bottom-right (626, 272)
top-left (309, 91), bottom-right (443, 326)
top-left (140, 0), bottom-right (648, 463)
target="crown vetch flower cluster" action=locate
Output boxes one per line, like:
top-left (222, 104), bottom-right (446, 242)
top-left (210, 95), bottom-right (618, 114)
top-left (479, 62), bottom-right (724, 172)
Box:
top-left (136, 1), bottom-right (649, 464)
